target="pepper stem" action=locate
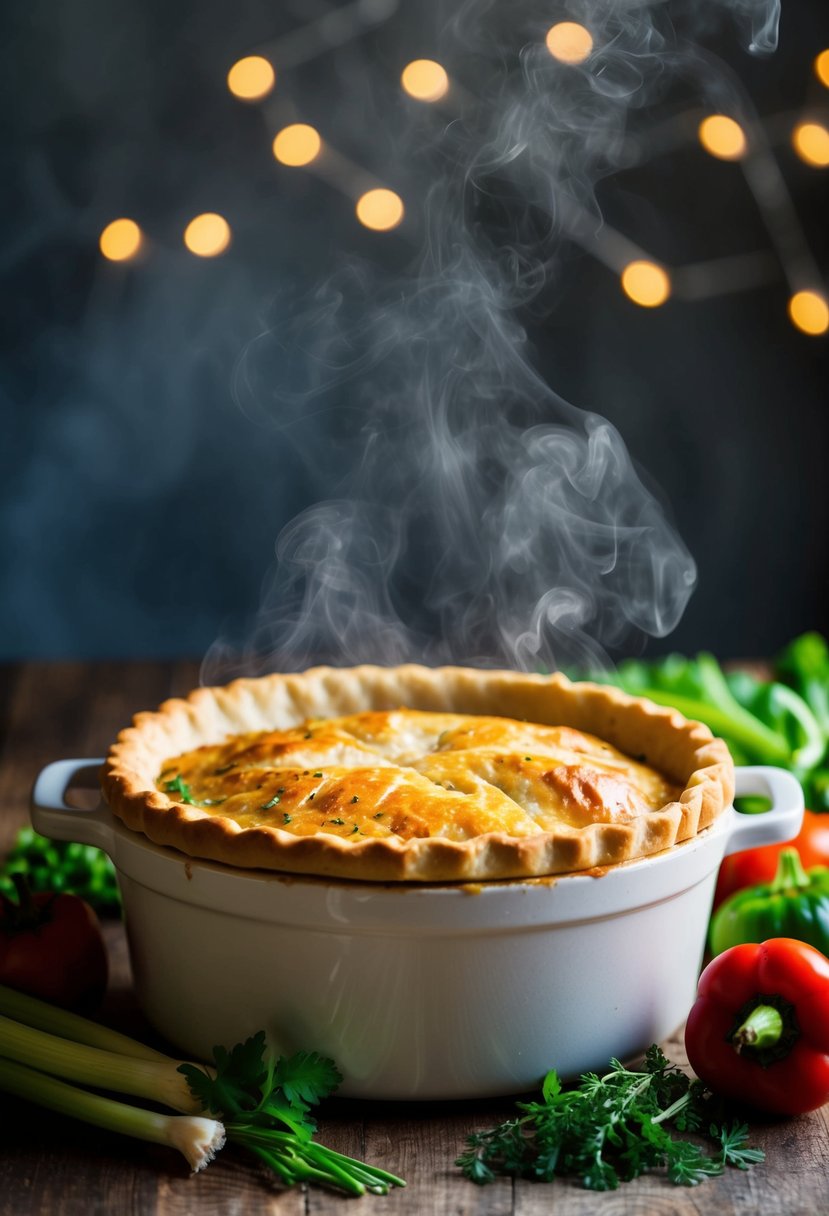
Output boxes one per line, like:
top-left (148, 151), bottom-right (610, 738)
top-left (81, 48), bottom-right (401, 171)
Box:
top-left (732, 1004), bottom-right (784, 1053)
top-left (770, 848), bottom-right (811, 894)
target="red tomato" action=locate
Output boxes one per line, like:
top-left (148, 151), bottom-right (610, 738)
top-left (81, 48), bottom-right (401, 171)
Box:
top-left (0, 878), bottom-right (108, 1010)
top-left (713, 810), bottom-right (829, 910)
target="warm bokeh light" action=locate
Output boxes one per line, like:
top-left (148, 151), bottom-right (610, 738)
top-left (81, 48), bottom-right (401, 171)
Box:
top-left (400, 59), bottom-right (449, 102)
top-left (788, 290), bottom-right (829, 335)
top-left (698, 114), bottom-right (747, 161)
top-left (272, 123), bottom-right (322, 166)
top-left (355, 188), bottom-right (405, 231)
top-left (99, 218), bottom-right (142, 262)
top-left (227, 56), bottom-right (275, 101)
top-left (545, 22), bottom-right (593, 65)
top-left (183, 213), bottom-right (231, 257)
top-left (792, 122), bottom-right (829, 167)
top-left (815, 49), bottom-right (829, 88)
top-left (621, 260), bottom-right (671, 308)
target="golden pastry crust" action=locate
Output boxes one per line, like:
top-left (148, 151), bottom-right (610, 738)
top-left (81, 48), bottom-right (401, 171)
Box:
top-left (101, 666), bottom-right (734, 882)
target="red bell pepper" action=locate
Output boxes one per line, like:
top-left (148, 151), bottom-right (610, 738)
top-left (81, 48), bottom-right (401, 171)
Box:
top-left (685, 938), bottom-right (829, 1115)
top-left (0, 875), bottom-right (108, 1010)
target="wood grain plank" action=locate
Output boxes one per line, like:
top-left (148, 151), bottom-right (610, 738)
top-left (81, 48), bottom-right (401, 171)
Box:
top-left (261, 1081), bottom-right (514, 1213)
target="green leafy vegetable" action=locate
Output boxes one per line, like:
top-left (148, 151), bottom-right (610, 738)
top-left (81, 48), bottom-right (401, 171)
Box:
top-left (181, 1033), bottom-right (271, 1123)
top-left (273, 1052), bottom-right (342, 1112)
top-left (775, 633), bottom-right (829, 810)
top-left (586, 636), bottom-right (829, 810)
top-left (457, 1046), bottom-right (764, 1191)
top-left (777, 632), bottom-right (829, 738)
top-left (0, 827), bottom-right (121, 917)
top-left (180, 1033), bottom-right (404, 1196)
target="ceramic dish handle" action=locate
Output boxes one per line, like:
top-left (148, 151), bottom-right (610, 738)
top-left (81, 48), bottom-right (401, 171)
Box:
top-left (722, 765), bottom-right (804, 858)
top-left (30, 759), bottom-right (115, 853)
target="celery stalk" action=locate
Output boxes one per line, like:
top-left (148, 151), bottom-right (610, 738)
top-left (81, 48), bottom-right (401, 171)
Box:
top-left (629, 688), bottom-right (791, 762)
top-left (0, 1057), bottom-right (225, 1172)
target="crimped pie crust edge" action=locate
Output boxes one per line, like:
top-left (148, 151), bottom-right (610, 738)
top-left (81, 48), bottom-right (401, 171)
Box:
top-left (100, 665), bottom-right (734, 881)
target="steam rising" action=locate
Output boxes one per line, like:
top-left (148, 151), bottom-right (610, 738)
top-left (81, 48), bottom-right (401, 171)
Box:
top-left (203, 0), bottom-right (780, 683)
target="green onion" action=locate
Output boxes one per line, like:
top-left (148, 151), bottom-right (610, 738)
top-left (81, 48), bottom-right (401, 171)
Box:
top-left (0, 1014), bottom-right (202, 1113)
top-left (0, 984), bottom-right (168, 1061)
top-left (0, 1058), bottom-right (224, 1172)
top-left (0, 986), bottom-right (403, 1195)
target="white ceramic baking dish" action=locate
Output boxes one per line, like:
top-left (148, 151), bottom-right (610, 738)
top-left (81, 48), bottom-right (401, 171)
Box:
top-left (32, 760), bottom-right (802, 1100)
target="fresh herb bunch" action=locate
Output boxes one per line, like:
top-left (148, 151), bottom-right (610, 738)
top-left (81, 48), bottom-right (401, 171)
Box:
top-left (179, 1032), bottom-right (405, 1196)
top-left (0, 828), bottom-right (121, 917)
top-left (457, 1046), bottom-right (764, 1191)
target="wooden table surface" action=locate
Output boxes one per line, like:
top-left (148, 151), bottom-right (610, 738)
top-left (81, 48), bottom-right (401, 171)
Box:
top-left (1, 660), bottom-right (828, 1216)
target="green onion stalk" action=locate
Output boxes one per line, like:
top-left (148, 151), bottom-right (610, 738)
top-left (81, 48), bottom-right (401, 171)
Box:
top-left (0, 1058), bottom-right (224, 1171)
top-left (0, 984), bottom-right (404, 1195)
top-left (0, 1013), bottom-right (201, 1113)
top-left (0, 983), bottom-right (170, 1060)
top-left (0, 984), bottom-right (222, 1171)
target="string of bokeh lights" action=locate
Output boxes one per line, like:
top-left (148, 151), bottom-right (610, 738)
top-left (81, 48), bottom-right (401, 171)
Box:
top-left (98, 21), bottom-right (829, 336)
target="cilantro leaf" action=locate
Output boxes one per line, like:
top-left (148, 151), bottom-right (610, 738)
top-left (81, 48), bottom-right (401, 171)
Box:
top-left (180, 1031), bottom-right (403, 1196)
top-left (179, 1031), bottom-right (269, 1119)
top-left (273, 1051), bottom-right (342, 1108)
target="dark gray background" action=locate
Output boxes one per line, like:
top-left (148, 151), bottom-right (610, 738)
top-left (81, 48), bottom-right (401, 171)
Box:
top-left (2, 0), bottom-right (827, 663)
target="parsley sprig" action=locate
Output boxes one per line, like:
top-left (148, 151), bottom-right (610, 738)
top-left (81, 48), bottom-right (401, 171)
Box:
top-left (179, 1032), bottom-right (405, 1196)
top-left (457, 1045), bottom-right (764, 1191)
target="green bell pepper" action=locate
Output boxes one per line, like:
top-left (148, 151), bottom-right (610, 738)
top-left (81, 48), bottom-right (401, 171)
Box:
top-left (709, 849), bottom-right (829, 959)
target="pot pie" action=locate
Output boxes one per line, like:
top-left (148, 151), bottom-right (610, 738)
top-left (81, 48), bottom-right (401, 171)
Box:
top-left (101, 666), bottom-right (733, 882)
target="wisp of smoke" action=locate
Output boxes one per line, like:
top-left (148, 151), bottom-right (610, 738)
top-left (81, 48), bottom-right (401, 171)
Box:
top-left (202, 0), bottom-right (780, 684)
